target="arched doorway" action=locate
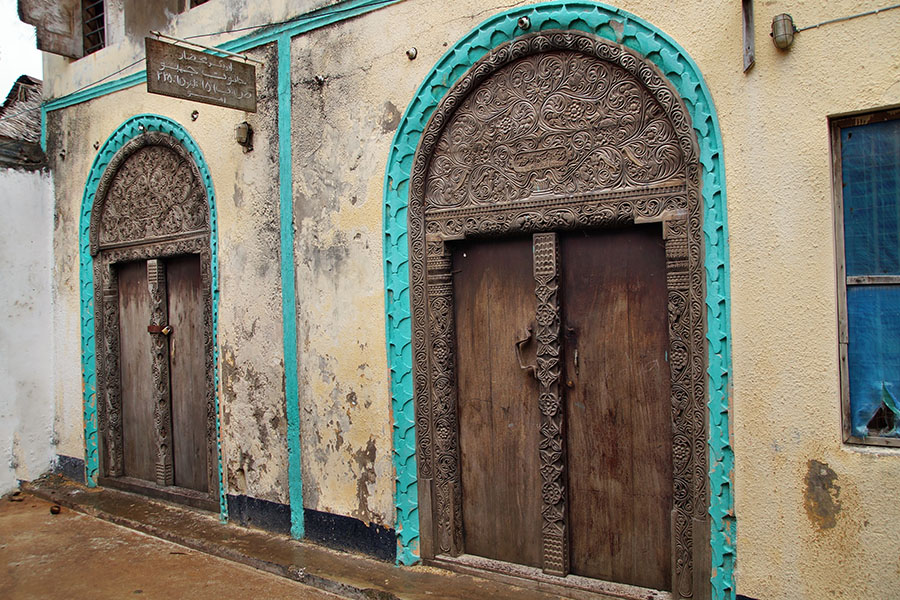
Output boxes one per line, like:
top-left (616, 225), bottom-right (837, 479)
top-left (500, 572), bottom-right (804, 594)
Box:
top-left (407, 30), bottom-right (708, 598)
top-left (89, 130), bottom-right (218, 509)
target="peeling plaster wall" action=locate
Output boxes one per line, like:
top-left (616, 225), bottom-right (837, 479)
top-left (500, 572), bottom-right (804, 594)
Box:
top-left (290, 30), bottom-right (398, 527)
top-left (0, 168), bottom-right (54, 494)
top-left (46, 41), bottom-right (290, 505)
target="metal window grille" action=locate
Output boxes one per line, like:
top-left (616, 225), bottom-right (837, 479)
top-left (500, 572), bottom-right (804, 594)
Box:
top-left (83, 0), bottom-right (105, 55)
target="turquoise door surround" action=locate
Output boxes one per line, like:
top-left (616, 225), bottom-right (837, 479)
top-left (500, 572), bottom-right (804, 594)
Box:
top-left (79, 114), bottom-right (227, 518)
top-left (382, 3), bottom-right (734, 599)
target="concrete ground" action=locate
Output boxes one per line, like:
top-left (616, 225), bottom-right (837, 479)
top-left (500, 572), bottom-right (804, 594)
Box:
top-left (0, 493), bottom-right (341, 600)
top-left (10, 477), bottom-right (585, 600)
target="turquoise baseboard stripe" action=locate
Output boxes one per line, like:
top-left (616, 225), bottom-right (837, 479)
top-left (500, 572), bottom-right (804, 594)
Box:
top-left (277, 34), bottom-right (305, 540)
top-left (382, 2), bottom-right (735, 596)
top-left (79, 114), bottom-right (227, 520)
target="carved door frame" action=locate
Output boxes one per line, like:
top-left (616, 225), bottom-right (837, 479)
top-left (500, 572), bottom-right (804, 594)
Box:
top-left (91, 131), bottom-right (218, 507)
top-left (408, 31), bottom-right (708, 599)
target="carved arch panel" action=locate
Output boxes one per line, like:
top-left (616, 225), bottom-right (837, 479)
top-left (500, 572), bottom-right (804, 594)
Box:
top-left (92, 131), bottom-right (218, 502)
top-left (409, 31), bottom-right (707, 599)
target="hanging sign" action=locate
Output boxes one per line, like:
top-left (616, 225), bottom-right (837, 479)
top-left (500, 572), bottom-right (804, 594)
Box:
top-left (145, 37), bottom-right (257, 112)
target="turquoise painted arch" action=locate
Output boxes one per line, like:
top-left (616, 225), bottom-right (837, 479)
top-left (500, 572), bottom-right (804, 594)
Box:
top-left (79, 114), bottom-right (227, 519)
top-left (382, 2), bottom-right (734, 598)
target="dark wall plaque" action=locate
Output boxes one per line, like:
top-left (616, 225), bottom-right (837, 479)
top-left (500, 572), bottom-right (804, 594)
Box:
top-left (145, 37), bottom-right (257, 113)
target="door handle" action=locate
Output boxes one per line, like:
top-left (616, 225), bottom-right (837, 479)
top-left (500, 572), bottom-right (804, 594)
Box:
top-left (515, 325), bottom-right (537, 379)
top-left (565, 326), bottom-right (578, 387)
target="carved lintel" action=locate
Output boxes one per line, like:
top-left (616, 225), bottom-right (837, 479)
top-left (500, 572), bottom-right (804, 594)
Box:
top-left (634, 207), bottom-right (688, 225)
top-left (102, 274), bottom-right (123, 477)
top-left (147, 259), bottom-right (174, 487)
top-left (533, 232), bottom-right (568, 576)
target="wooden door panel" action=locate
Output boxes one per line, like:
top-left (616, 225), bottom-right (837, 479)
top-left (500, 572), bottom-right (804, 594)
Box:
top-left (167, 254), bottom-right (208, 493)
top-left (118, 260), bottom-right (156, 482)
top-left (453, 237), bottom-right (543, 568)
top-left (561, 225), bottom-right (673, 591)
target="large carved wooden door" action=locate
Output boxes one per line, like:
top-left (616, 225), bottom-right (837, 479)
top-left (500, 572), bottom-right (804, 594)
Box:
top-left (92, 133), bottom-right (218, 509)
top-left (409, 32), bottom-right (709, 599)
top-left (452, 226), bottom-right (672, 591)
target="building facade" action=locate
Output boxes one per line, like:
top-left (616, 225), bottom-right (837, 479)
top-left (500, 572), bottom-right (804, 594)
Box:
top-left (20, 1), bottom-right (900, 599)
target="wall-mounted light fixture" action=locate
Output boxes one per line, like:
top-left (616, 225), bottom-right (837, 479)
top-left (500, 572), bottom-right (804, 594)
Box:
top-left (235, 121), bottom-right (253, 153)
top-left (771, 13), bottom-right (797, 49)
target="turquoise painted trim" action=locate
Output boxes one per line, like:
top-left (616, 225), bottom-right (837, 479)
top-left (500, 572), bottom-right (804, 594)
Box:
top-left (79, 114), bottom-right (227, 520)
top-left (43, 71), bottom-right (146, 114)
top-left (382, 3), bottom-right (735, 597)
top-left (277, 34), bottom-right (305, 540)
top-left (40, 0), bottom-right (402, 150)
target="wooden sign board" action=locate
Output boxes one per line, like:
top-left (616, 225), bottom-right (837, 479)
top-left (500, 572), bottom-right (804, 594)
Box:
top-left (145, 37), bottom-right (257, 113)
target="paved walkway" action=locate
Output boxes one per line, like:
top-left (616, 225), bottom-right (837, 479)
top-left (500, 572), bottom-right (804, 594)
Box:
top-left (9, 478), bottom-right (584, 600)
top-left (1, 493), bottom-right (341, 599)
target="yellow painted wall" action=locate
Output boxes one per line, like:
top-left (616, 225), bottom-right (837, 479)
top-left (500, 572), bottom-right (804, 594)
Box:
top-left (43, 0), bottom-right (900, 593)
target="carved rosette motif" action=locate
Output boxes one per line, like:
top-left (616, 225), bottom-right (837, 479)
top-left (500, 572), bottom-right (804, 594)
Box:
top-left (532, 232), bottom-right (568, 576)
top-left (91, 131), bottom-right (216, 500)
top-left (410, 31), bottom-right (707, 598)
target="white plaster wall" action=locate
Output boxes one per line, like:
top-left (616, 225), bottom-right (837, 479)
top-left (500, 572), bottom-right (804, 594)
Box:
top-left (0, 167), bottom-right (54, 494)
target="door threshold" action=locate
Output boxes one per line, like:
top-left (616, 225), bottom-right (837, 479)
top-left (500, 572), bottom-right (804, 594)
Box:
top-left (428, 554), bottom-right (672, 600)
top-left (98, 476), bottom-right (217, 512)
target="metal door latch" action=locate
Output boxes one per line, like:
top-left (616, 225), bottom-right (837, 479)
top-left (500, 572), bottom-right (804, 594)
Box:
top-left (515, 325), bottom-right (537, 379)
top-left (147, 324), bottom-right (172, 335)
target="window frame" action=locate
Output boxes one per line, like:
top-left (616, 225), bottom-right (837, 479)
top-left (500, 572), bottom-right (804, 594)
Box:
top-left (82, 0), bottom-right (106, 56)
top-left (832, 106), bottom-right (900, 447)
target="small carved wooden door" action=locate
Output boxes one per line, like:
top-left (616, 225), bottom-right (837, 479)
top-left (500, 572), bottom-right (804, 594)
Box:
top-left (92, 132), bottom-right (217, 508)
top-left (116, 255), bottom-right (208, 493)
top-left (453, 225), bottom-right (671, 591)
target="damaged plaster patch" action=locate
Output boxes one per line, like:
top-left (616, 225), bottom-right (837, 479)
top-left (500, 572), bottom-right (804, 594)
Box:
top-left (352, 437), bottom-right (378, 525)
top-left (221, 344), bottom-right (288, 501)
top-left (380, 101), bottom-right (401, 133)
top-left (804, 459), bottom-right (842, 530)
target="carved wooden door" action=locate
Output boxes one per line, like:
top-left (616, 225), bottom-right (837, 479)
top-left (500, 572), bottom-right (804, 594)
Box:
top-left (116, 255), bottom-right (208, 493)
top-left (451, 226), bottom-right (672, 591)
top-left (410, 32), bottom-right (709, 599)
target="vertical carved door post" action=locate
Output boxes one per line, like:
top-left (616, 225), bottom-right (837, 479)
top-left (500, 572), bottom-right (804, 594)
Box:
top-left (533, 233), bottom-right (569, 576)
top-left (101, 269), bottom-right (123, 477)
top-left (426, 237), bottom-right (463, 556)
top-left (147, 259), bottom-right (174, 487)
